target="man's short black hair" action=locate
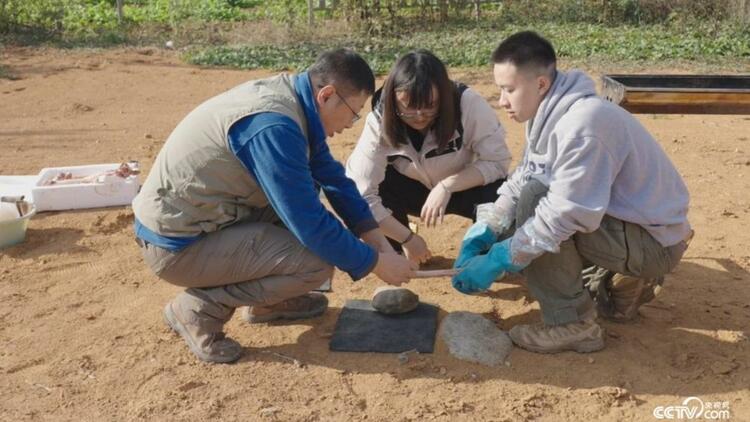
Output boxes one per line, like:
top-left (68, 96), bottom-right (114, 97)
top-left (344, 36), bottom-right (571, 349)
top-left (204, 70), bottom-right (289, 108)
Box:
top-left (491, 31), bottom-right (556, 76)
top-left (308, 48), bottom-right (375, 96)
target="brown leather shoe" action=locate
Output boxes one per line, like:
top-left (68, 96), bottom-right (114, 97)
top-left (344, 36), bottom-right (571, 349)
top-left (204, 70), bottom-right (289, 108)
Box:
top-left (243, 293), bottom-right (328, 324)
top-left (601, 274), bottom-right (662, 322)
top-left (163, 301), bottom-right (242, 364)
top-left (509, 312), bottom-right (605, 354)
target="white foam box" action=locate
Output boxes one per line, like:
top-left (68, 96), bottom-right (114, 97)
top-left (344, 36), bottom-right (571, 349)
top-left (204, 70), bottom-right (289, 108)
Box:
top-left (31, 164), bottom-right (139, 211)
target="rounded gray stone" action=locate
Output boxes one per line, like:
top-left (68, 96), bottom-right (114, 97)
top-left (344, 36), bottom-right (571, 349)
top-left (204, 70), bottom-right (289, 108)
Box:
top-left (439, 311), bottom-right (513, 366)
top-left (371, 286), bottom-right (419, 314)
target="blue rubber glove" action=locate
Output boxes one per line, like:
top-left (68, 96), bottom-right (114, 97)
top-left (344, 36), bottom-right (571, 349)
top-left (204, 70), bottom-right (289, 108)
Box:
top-left (452, 238), bottom-right (526, 294)
top-left (453, 222), bottom-right (497, 269)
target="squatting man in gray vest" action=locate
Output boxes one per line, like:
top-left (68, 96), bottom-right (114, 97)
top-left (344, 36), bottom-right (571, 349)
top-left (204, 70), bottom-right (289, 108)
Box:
top-left (133, 49), bottom-right (416, 363)
top-left (452, 31), bottom-right (693, 354)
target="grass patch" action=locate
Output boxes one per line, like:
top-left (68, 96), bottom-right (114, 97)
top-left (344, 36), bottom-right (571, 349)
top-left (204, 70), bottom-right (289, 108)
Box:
top-left (2, 1), bottom-right (748, 73)
top-left (185, 22), bottom-right (750, 74)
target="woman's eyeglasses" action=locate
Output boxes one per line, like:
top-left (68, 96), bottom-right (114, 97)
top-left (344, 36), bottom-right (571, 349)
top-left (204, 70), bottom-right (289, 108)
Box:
top-left (396, 108), bottom-right (439, 121)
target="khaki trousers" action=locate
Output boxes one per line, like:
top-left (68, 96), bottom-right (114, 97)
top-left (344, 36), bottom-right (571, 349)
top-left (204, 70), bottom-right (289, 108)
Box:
top-left (509, 180), bottom-right (689, 326)
top-left (138, 210), bottom-right (333, 310)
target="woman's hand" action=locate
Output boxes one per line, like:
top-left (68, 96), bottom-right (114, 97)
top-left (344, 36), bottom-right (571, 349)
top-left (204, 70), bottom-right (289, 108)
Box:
top-left (421, 181), bottom-right (452, 227)
top-left (402, 233), bottom-right (432, 265)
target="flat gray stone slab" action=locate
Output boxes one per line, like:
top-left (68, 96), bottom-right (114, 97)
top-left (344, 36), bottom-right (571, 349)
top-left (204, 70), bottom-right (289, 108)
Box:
top-left (329, 299), bottom-right (438, 353)
top-left (439, 311), bottom-right (513, 366)
top-left (371, 286), bottom-right (419, 315)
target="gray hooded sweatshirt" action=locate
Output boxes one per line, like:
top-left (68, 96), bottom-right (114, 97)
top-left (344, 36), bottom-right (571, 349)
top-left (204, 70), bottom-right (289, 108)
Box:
top-left (496, 70), bottom-right (691, 251)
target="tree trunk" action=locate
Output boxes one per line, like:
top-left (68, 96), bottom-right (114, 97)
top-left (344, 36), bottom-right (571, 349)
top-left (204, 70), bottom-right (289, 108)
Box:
top-left (733, 0), bottom-right (750, 23)
top-left (116, 0), bottom-right (124, 24)
top-left (0, 0), bottom-right (7, 33)
top-left (474, 0), bottom-right (481, 21)
top-left (307, 0), bottom-right (315, 26)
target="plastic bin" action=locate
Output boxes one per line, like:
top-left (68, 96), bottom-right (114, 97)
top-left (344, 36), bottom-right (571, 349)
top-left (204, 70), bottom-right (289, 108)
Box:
top-left (0, 200), bottom-right (36, 249)
top-left (31, 163), bottom-right (139, 211)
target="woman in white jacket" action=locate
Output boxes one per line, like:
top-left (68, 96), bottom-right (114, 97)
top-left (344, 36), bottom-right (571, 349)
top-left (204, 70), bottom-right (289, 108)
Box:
top-left (346, 50), bottom-right (512, 264)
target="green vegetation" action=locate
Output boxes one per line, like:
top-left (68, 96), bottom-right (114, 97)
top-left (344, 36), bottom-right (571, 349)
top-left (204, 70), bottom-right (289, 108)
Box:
top-left (186, 22), bottom-right (750, 73)
top-left (1, 1), bottom-right (748, 71)
top-left (0, 0), bottom-right (250, 44)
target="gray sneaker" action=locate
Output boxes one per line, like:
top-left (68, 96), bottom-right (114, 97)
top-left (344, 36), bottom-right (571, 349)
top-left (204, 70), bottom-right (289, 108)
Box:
top-left (163, 301), bottom-right (242, 364)
top-left (509, 313), bottom-right (605, 354)
top-left (243, 293), bottom-right (328, 324)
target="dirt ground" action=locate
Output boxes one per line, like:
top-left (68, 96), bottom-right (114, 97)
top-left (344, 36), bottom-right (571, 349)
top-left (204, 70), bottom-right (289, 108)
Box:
top-left (1, 47), bottom-right (749, 421)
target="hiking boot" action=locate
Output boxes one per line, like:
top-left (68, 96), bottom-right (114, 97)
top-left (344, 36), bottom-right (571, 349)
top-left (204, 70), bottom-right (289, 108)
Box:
top-left (243, 293), bottom-right (328, 324)
top-left (163, 299), bottom-right (242, 364)
top-left (599, 274), bottom-right (663, 322)
top-left (509, 312), bottom-right (605, 354)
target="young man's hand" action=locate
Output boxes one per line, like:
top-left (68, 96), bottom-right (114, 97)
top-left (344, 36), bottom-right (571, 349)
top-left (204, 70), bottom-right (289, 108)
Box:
top-left (453, 222), bottom-right (497, 269)
top-left (452, 238), bottom-right (526, 294)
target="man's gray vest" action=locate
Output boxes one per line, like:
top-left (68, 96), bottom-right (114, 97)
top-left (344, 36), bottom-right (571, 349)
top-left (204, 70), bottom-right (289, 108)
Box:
top-left (133, 73), bottom-right (310, 237)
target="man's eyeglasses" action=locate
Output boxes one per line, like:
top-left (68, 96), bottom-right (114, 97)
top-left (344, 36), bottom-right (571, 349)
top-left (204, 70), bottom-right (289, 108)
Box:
top-left (335, 91), bottom-right (361, 124)
top-left (396, 108), bottom-right (439, 121)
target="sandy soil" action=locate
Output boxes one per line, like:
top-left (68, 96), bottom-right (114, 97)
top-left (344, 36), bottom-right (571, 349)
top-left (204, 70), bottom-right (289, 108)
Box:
top-left (1, 47), bottom-right (749, 421)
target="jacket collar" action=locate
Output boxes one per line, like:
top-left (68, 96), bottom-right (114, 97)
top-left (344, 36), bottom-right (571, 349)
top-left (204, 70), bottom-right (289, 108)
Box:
top-left (293, 71), bottom-right (326, 144)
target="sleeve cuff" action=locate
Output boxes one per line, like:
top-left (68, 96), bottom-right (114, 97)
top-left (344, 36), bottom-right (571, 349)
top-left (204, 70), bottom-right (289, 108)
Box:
top-left (471, 161), bottom-right (497, 185)
top-left (370, 203), bottom-right (393, 223)
top-left (494, 193), bottom-right (517, 217)
top-left (347, 244), bottom-right (378, 281)
top-left (351, 217), bottom-right (379, 237)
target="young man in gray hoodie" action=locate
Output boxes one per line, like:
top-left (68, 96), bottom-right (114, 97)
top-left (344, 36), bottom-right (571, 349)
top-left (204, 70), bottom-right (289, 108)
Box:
top-left (452, 31), bottom-right (692, 353)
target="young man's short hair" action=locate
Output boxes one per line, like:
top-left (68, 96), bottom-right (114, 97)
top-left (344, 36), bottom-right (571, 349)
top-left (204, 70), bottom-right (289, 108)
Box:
top-left (491, 31), bottom-right (556, 77)
top-left (308, 48), bottom-right (375, 96)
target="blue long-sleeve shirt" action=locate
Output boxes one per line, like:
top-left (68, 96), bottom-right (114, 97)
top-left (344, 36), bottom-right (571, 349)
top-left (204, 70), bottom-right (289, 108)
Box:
top-left (135, 72), bottom-right (378, 280)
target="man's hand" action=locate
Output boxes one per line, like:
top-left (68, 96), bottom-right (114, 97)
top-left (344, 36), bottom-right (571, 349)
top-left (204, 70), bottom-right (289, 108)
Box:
top-left (420, 182), bottom-right (452, 228)
top-left (402, 232), bottom-right (432, 265)
top-left (372, 252), bottom-right (417, 286)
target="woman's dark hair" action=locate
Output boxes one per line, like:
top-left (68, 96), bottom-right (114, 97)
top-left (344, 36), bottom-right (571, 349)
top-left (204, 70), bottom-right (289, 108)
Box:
top-left (381, 50), bottom-right (457, 150)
